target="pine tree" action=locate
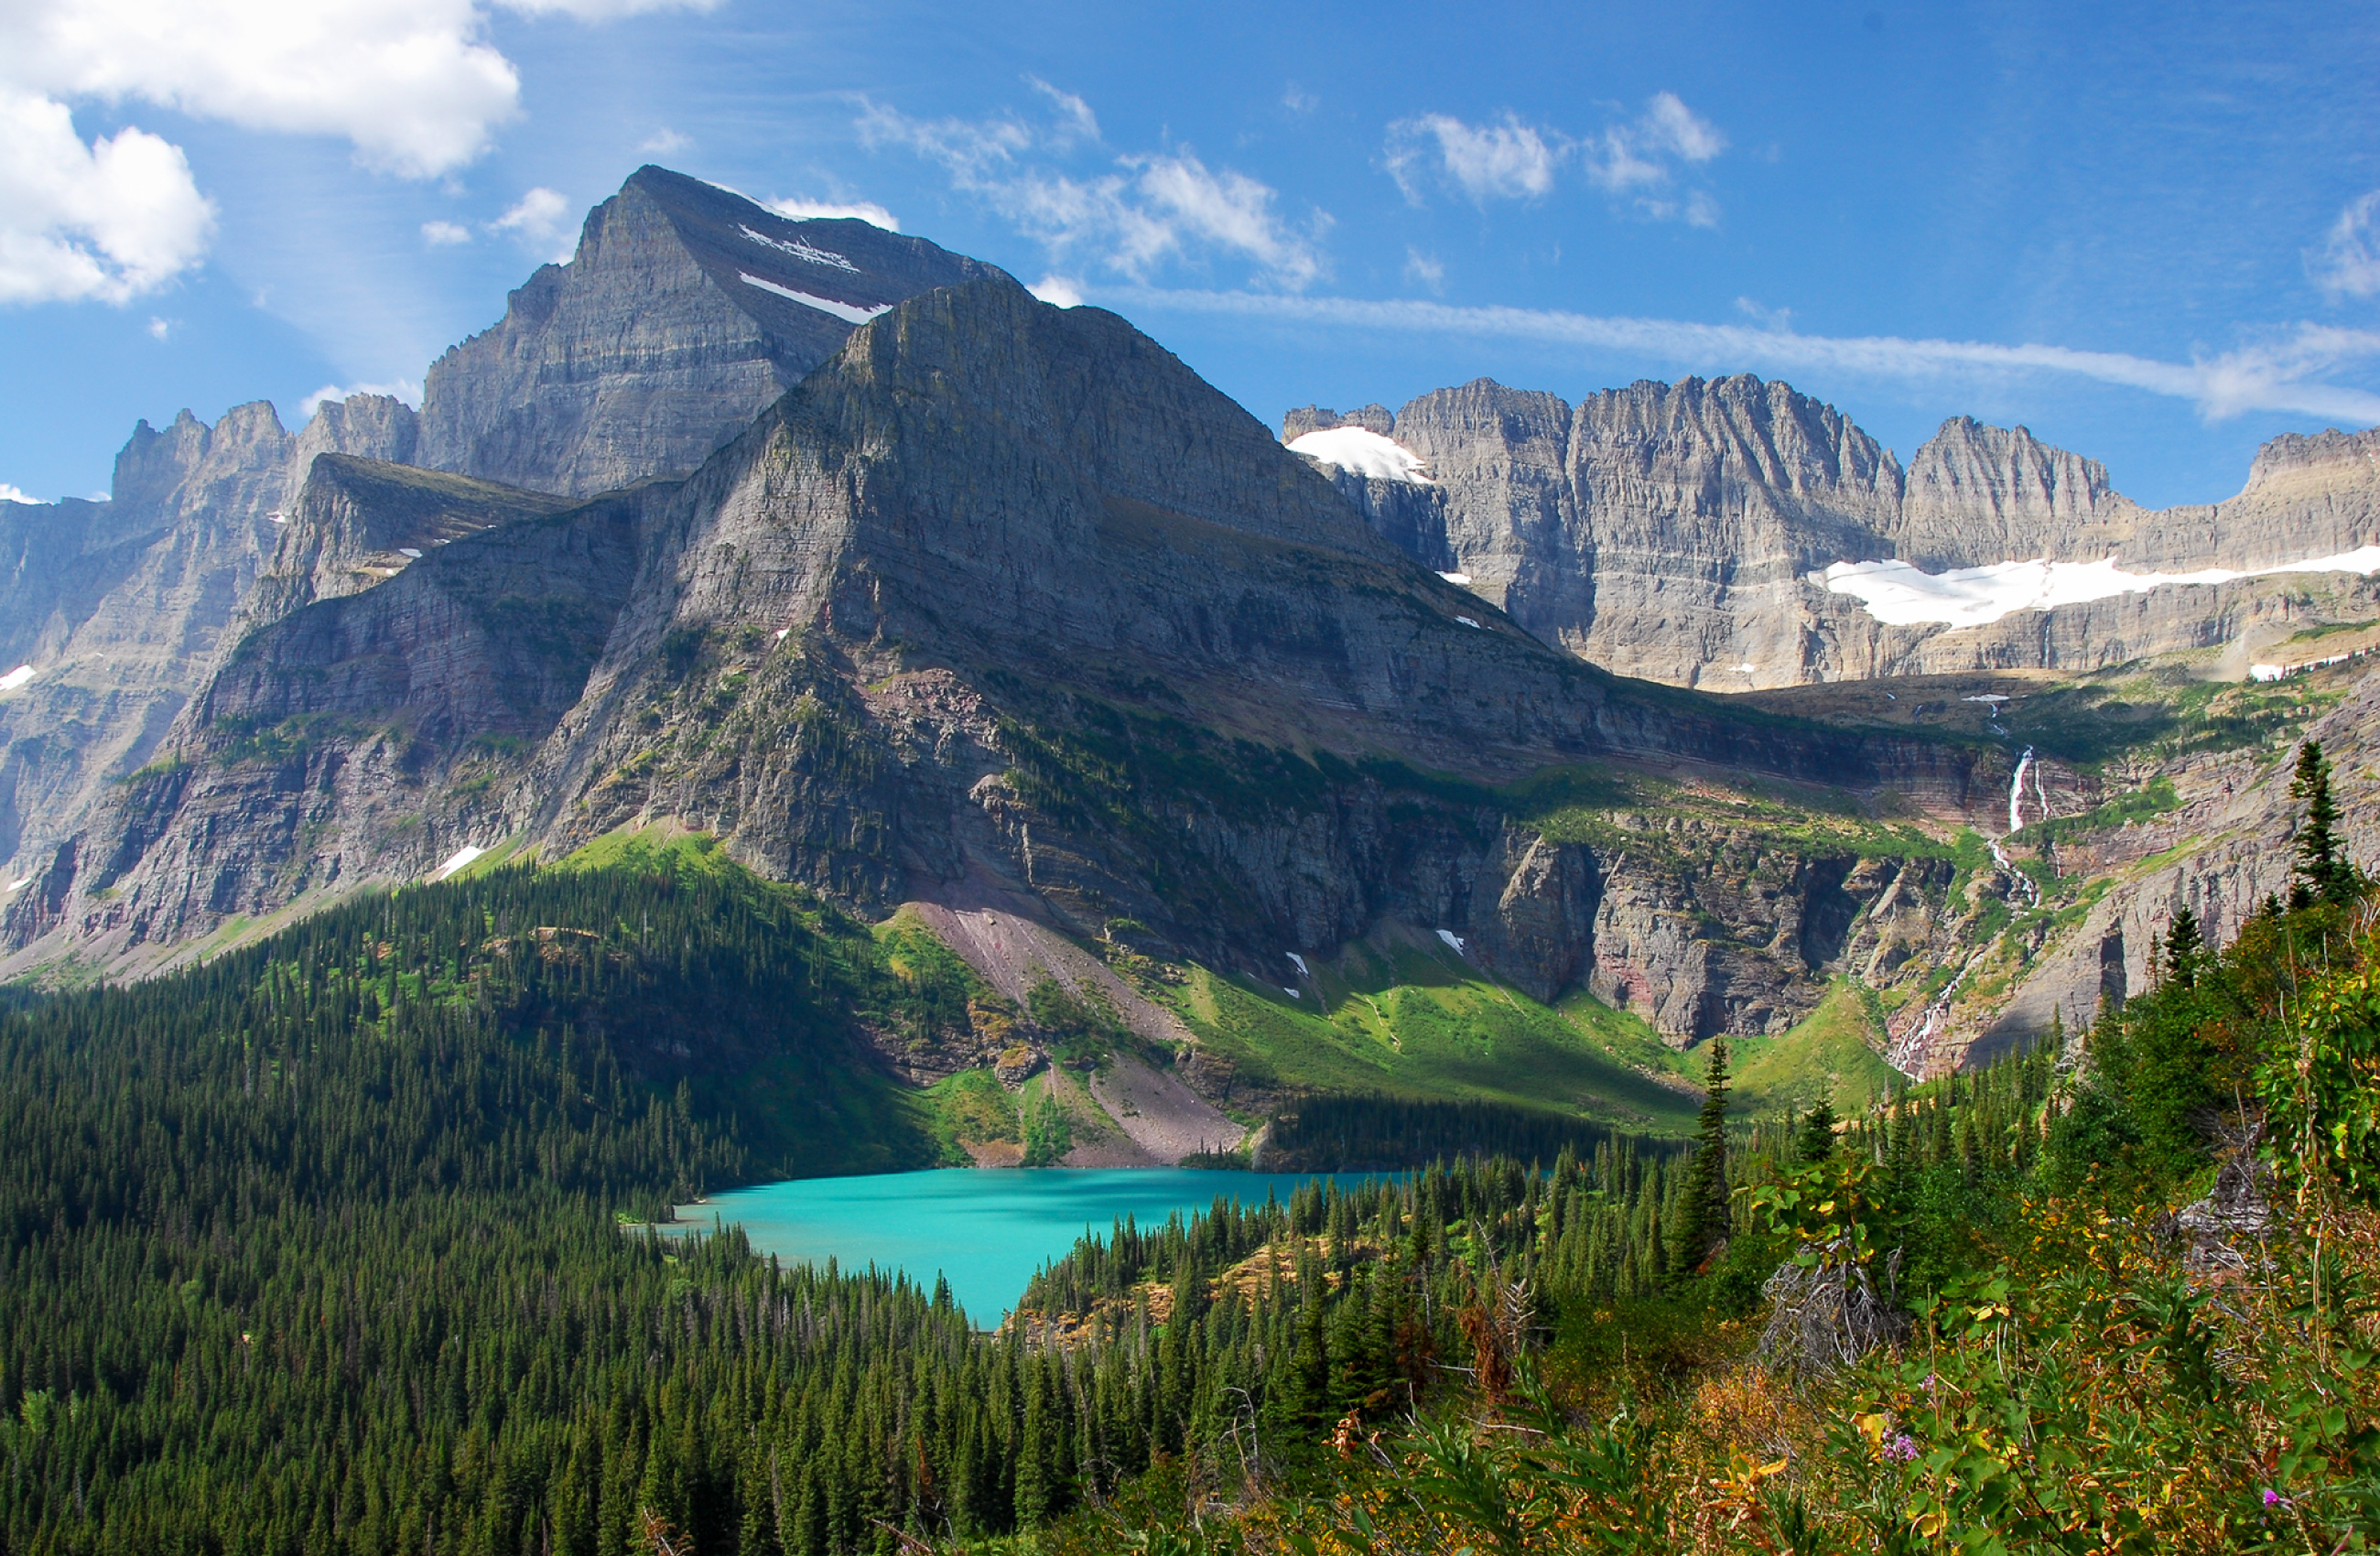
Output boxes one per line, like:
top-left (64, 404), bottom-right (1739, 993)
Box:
top-left (1668, 1039), bottom-right (1731, 1277)
top-left (1797, 1098), bottom-right (1838, 1163)
top-left (2164, 904), bottom-right (2202, 989)
top-left (2290, 740), bottom-right (2353, 906)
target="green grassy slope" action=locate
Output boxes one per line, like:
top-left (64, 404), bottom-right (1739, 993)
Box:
top-left (1151, 930), bottom-right (1897, 1136)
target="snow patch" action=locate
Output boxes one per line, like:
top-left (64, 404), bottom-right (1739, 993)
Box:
top-left (738, 224), bottom-right (859, 272)
top-left (0, 665), bottom-right (33, 691)
top-left (5, 878), bottom-right (27, 892)
top-left (1437, 570), bottom-right (1472, 585)
top-left (1963, 694), bottom-right (2008, 704)
top-left (738, 273), bottom-right (892, 324)
top-left (1456, 616), bottom-right (1481, 629)
top-left (2250, 663), bottom-right (2286, 682)
top-left (1435, 929), bottom-right (1467, 955)
top-left (430, 844), bottom-right (486, 882)
top-left (397, 547), bottom-right (423, 559)
top-left (1286, 426), bottom-right (1433, 484)
top-left (1283, 988), bottom-right (1301, 999)
top-left (1286, 952), bottom-right (1309, 978)
top-left (268, 511), bottom-right (288, 524)
top-left (1820, 546), bottom-right (2380, 629)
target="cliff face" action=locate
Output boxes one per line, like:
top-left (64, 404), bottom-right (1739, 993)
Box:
top-left (414, 167), bottom-right (1001, 497)
top-left (0, 396), bottom-right (416, 881)
top-left (1295, 384), bottom-right (2380, 687)
top-left (16, 280), bottom-right (2003, 1048)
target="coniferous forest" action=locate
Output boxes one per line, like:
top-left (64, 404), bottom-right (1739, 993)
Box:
top-left (3, 753), bottom-right (2379, 1553)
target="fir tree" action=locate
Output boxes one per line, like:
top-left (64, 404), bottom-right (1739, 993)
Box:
top-left (1797, 1098), bottom-right (1838, 1163)
top-left (2289, 740), bottom-right (2354, 906)
top-left (2164, 904), bottom-right (2202, 989)
top-left (1668, 1039), bottom-right (1731, 1276)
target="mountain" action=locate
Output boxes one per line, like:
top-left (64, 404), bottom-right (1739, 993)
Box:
top-left (1290, 383), bottom-right (2380, 687)
top-left (5, 276), bottom-right (2006, 1060)
top-left (5, 166), bottom-right (2373, 1090)
top-left (0, 171), bottom-right (1000, 896)
top-left (0, 395), bottom-right (416, 889)
top-left (414, 165), bottom-right (1002, 496)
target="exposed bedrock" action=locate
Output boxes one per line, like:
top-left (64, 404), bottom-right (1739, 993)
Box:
top-left (14, 278), bottom-right (2012, 1038)
top-left (1293, 380), bottom-right (2380, 688)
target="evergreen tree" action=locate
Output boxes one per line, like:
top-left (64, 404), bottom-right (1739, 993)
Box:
top-left (1668, 1040), bottom-right (1731, 1277)
top-left (2290, 740), bottom-right (2354, 906)
top-left (1796, 1098), bottom-right (1838, 1163)
top-left (2164, 904), bottom-right (2202, 989)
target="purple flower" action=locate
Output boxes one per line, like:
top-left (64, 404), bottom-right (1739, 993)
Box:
top-left (1885, 1433), bottom-right (1920, 1463)
top-left (2263, 1488), bottom-right (2294, 1510)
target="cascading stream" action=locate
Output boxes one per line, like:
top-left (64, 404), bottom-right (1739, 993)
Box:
top-left (1900, 747), bottom-right (2044, 1076)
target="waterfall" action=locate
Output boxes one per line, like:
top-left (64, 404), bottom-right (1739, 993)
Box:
top-left (2008, 746), bottom-right (2035, 835)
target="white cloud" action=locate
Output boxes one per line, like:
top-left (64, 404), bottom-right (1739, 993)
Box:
top-left (861, 93), bottom-right (1327, 289)
top-left (765, 196), bottom-right (899, 231)
top-left (639, 126), bottom-right (692, 156)
top-left (420, 220), bottom-right (472, 245)
top-left (1384, 94), bottom-right (1726, 223)
top-left (491, 187), bottom-right (576, 262)
top-left (1282, 83), bottom-right (1317, 115)
top-left (1638, 92), bottom-right (1726, 163)
top-left (1387, 113), bottom-right (1559, 204)
top-left (0, 0), bottom-right (693, 308)
top-left (301, 378), bottom-right (423, 417)
top-left (4, 0), bottom-right (522, 178)
top-left (146, 314), bottom-right (169, 339)
top-left (0, 85), bottom-right (214, 304)
top-left (1025, 77), bottom-right (1099, 148)
top-left (0, 483), bottom-right (41, 504)
top-left (496, 0), bottom-right (719, 15)
top-left (2313, 190), bottom-right (2380, 299)
top-left (1403, 247), bottom-right (1445, 292)
top-left (1029, 275), bottom-right (1084, 308)
top-left (1107, 286), bottom-right (2380, 426)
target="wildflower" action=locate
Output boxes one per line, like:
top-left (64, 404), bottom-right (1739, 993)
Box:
top-left (1885, 1433), bottom-right (1920, 1463)
top-left (2262, 1488), bottom-right (2294, 1510)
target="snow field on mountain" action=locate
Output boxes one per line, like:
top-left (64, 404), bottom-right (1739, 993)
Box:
top-left (1821, 545), bottom-right (2380, 628)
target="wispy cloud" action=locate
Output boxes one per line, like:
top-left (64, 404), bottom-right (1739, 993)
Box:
top-left (490, 187), bottom-right (575, 261)
top-left (1403, 247), bottom-right (1445, 292)
top-left (1384, 93), bottom-right (1727, 222)
top-left (1099, 286), bottom-right (2380, 425)
top-left (639, 126), bottom-right (691, 156)
top-left (859, 88), bottom-right (1328, 289)
top-left (420, 219), bottom-right (472, 246)
top-left (0, 482), bottom-right (41, 504)
top-left (1387, 113), bottom-right (1559, 204)
top-left (2313, 190), bottom-right (2380, 299)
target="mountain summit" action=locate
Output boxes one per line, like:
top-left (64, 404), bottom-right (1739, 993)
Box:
top-left (416, 167), bottom-right (1003, 496)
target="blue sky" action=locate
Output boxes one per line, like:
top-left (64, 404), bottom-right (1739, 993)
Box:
top-left (4, 0), bottom-right (2377, 511)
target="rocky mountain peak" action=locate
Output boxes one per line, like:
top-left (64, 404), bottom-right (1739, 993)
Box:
top-left (414, 166), bottom-right (1002, 499)
top-left (1894, 414), bottom-right (2134, 569)
top-left (1282, 403), bottom-right (1395, 440)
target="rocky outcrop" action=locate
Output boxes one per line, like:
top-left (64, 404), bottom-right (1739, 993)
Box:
top-left (1292, 381), bottom-right (2380, 687)
top-left (233, 456), bottom-right (572, 634)
top-left (0, 395), bottom-right (418, 883)
top-left (414, 166), bottom-right (1000, 497)
top-left (1894, 416), bottom-right (2139, 570)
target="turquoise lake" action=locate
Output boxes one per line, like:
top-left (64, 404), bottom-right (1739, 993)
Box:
top-left (671, 1168), bottom-right (1390, 1322)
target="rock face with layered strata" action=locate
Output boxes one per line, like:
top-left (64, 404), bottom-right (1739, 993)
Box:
top-left (414, 166), bottom-right (1000, 497)
top-left (14, 279), bottom-right (2002, 1049)
top-left (0, 396), bottom-right (417, 881)
top-left (1292, 384), bottom-right (2380, 687)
